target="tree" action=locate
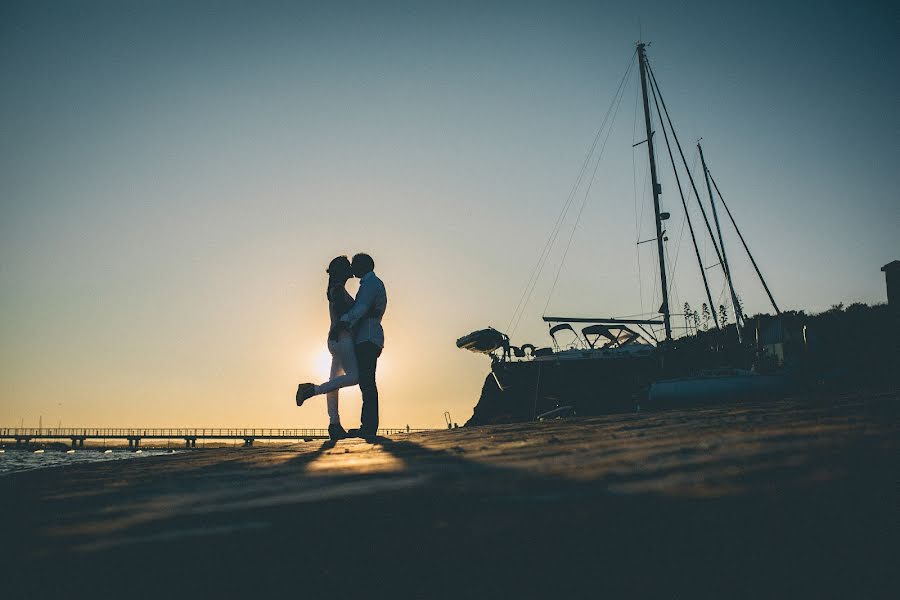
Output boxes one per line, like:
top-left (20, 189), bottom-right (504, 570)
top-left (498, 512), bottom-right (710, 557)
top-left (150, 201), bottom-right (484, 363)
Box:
top-left (701, 303), bottom-right (711, 331)
top-left (719, 304), bottom-right (729, 327)
top-left (684, 302), bottom-right (694, 335)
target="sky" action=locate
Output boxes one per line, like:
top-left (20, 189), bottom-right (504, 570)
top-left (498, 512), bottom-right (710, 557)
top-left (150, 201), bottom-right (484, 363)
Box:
top-left (1, 1), bottom-right (897, 429)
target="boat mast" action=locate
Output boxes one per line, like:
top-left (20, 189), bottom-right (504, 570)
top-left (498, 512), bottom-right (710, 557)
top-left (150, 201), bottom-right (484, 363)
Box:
top-left (698, 142), bottom-right (744, 341)
top-left (647, 76), bottom-right (721, 332)
top-left (637, 43), bottom-right (672, 341)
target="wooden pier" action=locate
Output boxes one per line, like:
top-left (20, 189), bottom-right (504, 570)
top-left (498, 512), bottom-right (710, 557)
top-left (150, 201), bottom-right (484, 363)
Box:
top-left (0, 427), bottom-right (429, 448)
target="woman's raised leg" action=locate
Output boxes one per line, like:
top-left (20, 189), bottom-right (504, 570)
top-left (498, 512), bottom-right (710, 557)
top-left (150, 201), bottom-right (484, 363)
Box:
top-left (314, 334), bottom-right (359, 397)
top-left (325, 353), bottom-right (343, 426)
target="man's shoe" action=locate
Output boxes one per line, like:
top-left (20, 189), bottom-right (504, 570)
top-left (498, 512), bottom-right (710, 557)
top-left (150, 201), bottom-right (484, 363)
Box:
top-left (295, 383), bottom-right (316, 406)
top-left (328, 424), bottom-right (347, 440)
top-left (348, 428), bottom-right (377, 441)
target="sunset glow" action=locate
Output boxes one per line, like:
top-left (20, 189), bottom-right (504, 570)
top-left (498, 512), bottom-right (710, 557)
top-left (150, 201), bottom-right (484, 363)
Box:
top-left (0, 2), bottom-right (896, 430)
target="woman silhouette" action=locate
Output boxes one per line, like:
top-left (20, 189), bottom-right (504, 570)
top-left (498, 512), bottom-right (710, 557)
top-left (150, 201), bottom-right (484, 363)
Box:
top-left (295, 255), bottom-right (357, 440)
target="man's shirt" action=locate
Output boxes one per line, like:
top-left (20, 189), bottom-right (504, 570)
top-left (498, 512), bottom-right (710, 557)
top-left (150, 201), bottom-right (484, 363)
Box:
top-left (340, 271), bottom-right (387, 347)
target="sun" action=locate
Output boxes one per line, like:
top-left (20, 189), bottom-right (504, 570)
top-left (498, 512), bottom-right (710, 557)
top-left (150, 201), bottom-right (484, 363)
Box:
top-left (314, 348), bottom-right (332, 380)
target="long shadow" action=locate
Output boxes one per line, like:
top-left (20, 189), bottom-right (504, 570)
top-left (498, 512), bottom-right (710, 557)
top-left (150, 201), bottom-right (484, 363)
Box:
top-left (10, 394), bottom-right (900, 591)
top-left (240, 431), bottom-right (898, 597)
top-left (4, 422), bottom-right (896, 598)
top-left (276, 438), bottom-right (336, 471)
top-left (296, 408), bottom-right (898, 497)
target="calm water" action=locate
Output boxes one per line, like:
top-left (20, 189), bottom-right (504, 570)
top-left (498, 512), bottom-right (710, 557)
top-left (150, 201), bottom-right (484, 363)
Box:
top-left (0, 448), bottom-right (177, 475)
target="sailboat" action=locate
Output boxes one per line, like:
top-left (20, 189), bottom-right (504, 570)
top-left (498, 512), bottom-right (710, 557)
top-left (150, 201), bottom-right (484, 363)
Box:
top-left (457, 43), bottom-right (790, 425)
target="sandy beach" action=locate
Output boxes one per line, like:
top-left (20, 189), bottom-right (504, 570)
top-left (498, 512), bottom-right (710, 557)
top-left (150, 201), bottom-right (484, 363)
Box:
top-left (2, 393), bottom-right (897, 598)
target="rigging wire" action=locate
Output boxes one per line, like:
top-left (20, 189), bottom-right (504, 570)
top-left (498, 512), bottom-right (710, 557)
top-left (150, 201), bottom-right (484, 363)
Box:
top-left (506, 50), bottom-right (636, 338)
top-left (650, 239), bottom-right (660, 318)
top-left (636, 167), bottom-right (651, 318)
top-left (667, 216), bottom-right (686, 319)
top-left (505, 151), bottom-right (594, 335)
top-left (668, 157), bottom-right (707, 334)
top-left (647, 88), bottom-right (689, 317)
top-left (631, 70), bottom-right (645, 319)
top-left (650, 66), bottom-right (718, 329)
top-left (506, 51), bottom-right (636, 336)
top-left (668, 155), bottom-right (699, 276)
top-left (707, 170), bottom-right (782, 315)
top-left (632, 74), bottom-right (652, 322)
top-left (607, 310), bottom-right (667, 319)
top-left (698, 142), bottom-right (744, 335)
top-left (646, 60), bottom-right (730, 324)
top-left (666, 242), bottom-right (682, 336)
top-left (542, 62), bottom-right (632, 315)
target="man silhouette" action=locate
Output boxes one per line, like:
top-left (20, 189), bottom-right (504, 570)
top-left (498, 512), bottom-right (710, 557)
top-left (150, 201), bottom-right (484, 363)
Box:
top-left (339, 253), bottom-right (387, 439)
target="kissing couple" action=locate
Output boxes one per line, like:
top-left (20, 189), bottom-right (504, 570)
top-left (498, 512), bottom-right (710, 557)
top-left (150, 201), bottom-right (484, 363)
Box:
top-left (295, 253), bottom-right (387, 441)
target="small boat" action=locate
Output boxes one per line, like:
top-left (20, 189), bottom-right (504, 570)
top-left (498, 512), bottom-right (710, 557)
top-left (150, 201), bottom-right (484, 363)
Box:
top-left (456, 328), bottom-right (508, 354)
top-left (66, 449), bottom-right (76, 454)
top-left (33, 449), bottom-right (45, 454)
top-left (103, 449), bottom-right (113, 454)
top-left (647, 368), bottom-right (790, 408)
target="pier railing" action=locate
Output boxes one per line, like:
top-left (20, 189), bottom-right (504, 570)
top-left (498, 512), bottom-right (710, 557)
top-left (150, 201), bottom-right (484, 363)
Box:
top-left (0, 427), bottom-right (436, 448)
top-left (0, 427), bottom-right (431, 437)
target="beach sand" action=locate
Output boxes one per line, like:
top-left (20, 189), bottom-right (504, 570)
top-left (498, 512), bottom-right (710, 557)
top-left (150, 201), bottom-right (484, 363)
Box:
top-left (2, 393), bottom-right (897, 597)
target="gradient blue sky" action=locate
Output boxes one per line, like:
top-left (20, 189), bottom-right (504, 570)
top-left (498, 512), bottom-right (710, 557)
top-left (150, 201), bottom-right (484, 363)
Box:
top-left (1, 1), bottom-right (897, 428)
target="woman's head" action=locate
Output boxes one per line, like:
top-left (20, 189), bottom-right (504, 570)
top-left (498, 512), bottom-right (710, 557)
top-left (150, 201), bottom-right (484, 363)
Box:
top-left (326, 255), bottom-right (352, 281)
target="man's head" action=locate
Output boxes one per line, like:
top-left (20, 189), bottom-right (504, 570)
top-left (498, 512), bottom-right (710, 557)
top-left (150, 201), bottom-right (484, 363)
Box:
top-left (351, 253), bottom-right (375, 278)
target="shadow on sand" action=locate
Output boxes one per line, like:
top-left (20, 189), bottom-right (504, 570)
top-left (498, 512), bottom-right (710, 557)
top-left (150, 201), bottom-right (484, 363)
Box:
top-left (2, 397), bottom-right (897, 598)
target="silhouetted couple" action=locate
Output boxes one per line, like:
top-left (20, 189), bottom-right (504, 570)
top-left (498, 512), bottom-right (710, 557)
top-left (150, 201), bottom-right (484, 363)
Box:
top-left (296, 253), bottom-right (387, 441)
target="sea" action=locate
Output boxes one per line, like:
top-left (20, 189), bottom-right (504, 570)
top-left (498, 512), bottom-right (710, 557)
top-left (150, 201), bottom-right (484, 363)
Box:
top-left (0, 447), bottom-right (177, 475)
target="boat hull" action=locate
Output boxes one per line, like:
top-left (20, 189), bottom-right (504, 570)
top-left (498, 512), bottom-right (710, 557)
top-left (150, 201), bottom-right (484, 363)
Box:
top-left (464, 337), bottom-right (790, 425)
top-left (465, 352), bottom-right (659, 426)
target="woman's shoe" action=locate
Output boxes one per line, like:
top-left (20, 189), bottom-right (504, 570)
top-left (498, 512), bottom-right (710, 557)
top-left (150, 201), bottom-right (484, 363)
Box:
top-left (328, 424), bottom-right (348, 440)
top-left (296, 383), bottom-right (315, 406)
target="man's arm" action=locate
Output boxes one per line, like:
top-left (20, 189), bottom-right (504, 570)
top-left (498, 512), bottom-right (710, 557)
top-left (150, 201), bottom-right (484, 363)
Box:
top-left (340, 280), bottom-right (375, 328)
